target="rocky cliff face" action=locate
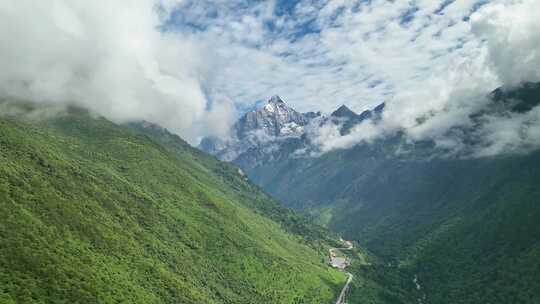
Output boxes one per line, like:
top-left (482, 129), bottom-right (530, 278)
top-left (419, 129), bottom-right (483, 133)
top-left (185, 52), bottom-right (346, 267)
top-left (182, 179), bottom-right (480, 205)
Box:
top-left (200, 95), bottom-right (319, 163)
top-left (236, 95), bottom-right (309, 139)
top-left (199, 95), bottom-right (382, 167)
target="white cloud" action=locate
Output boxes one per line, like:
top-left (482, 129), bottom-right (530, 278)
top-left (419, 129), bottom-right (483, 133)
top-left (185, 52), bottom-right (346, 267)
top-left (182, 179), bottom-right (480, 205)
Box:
top-left (297, 0), bottom-right (540, 156)
top-left (471, 0), bottom-right (540, 87)
top-left (163, 0), bottom-right (492, 116)
top-left (304, 117), bottom-right (382, 155)
top-left (2, 0), bottom-right (539, 155)
top-left (0, 0), bottom-right (230, 143)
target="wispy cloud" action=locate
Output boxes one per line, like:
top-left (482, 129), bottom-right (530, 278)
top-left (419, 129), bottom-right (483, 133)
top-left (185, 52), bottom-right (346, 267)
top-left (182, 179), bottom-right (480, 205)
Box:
top-left (167, 0), bottom-right (492, 114)
top-left (1, 0), bottom-right (539, 154)
top-left (0, 0), bottom-right (233, 143)
top-left (167, 0), bottom-right (540, 155)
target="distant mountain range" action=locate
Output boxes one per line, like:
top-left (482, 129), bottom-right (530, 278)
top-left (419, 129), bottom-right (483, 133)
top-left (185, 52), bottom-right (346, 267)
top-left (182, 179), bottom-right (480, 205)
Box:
top-left (200, 95), bottom-right (385, 169)
top-left (201, 82), bottom-right (540, 167)
top-left (200, 82), bottom-right (540, 304)
top-left (200, 95), bottom-right (312, 162)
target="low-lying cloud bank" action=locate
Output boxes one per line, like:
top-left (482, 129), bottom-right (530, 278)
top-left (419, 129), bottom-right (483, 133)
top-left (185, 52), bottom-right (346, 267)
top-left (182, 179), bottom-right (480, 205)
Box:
top-left (0, 0), bottom-right (234, 143)
top-left (306, 0), bottom-right (540, 157)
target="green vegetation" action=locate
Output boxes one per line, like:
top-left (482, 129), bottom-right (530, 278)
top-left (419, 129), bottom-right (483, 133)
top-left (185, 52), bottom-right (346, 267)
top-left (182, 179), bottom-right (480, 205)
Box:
top-left (124, 121), bottom-right (341, 249)
top-left (247, 141), bottom-right (540, 303)
top-left (328, 245), bottom-right (418, 304)
top-left (248, 139), bottom-right (540, 303)
top-left (0, 104), bottom-right (346, 304)
top-left (348, 265), bottom-right (416, 304)
top-left (244, 84), bottom-right (540, 303)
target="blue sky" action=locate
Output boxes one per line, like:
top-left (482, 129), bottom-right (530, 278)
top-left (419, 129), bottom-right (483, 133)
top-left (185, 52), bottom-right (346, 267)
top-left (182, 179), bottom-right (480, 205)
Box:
top-left (162, 0), bottom-right (494, 115)
top-left (2, 0), bottom-right (540, 154)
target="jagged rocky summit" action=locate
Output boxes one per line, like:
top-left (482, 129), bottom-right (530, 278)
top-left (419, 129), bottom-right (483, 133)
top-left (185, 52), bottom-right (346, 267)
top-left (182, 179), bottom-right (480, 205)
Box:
top-left (199, 95), bottom-right (384, 166)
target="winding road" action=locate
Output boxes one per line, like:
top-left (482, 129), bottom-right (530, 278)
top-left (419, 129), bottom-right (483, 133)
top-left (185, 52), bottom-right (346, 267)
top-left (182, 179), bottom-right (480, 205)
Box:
top-left (329, 241), bottom-right (354, 304)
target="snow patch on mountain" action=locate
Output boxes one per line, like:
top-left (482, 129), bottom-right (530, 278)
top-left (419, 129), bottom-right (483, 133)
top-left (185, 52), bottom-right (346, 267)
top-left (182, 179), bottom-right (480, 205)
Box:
top-left (199, 95), bottom-right (385, 165)
top-left (264, 103), bottom-right (275, 113)
top-left (199, 95), bottom-right (314, 161)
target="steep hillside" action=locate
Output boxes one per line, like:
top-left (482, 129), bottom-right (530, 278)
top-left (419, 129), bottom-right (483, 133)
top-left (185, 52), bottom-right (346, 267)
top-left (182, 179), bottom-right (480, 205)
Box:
top-left (125, 120), bottom-right (338, 247)
top-left (0, 104), bottom-right (346, 304)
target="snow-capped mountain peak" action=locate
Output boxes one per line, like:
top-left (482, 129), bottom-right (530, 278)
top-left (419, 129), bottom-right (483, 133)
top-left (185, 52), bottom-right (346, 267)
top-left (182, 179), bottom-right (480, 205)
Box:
top-left (237, 96), bottom-right (308, 138)
top-left (264, 95), bottom-right (285, 113)
top-left (331, 105), bottom-right (358, 119)
top-left (268, 95), bottom-right (285, 104)
top-left (199, 97), bottom-right (387, 165)
top-left (199, 95), bottom-right (312, 162)
top-left (264, 103), bottom-right (276, 113)
top-left (262, 95), bottom-right (296, 117)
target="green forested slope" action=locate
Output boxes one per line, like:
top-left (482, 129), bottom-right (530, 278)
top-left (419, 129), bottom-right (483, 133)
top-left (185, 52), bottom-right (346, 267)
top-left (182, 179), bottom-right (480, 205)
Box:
top-left (241, 84), bottom-right (540, 303)
top-left (0, 105), bottom-right (345, 304)
top-left (247, 139), bottom-right (540, 303)
top-left (124, 121), bottom-right (340, 248)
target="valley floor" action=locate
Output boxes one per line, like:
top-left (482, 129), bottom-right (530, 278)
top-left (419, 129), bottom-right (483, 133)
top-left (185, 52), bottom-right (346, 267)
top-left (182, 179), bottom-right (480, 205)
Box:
top-left (329, 240), bottom-right (354, 304)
